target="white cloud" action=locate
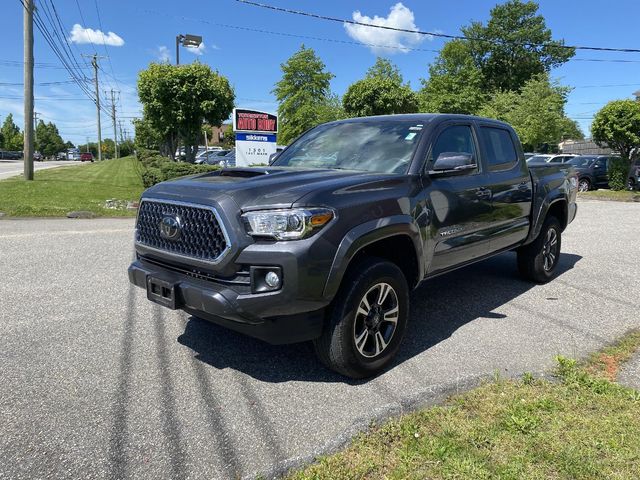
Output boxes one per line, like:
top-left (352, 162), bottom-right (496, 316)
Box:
top-left (344, 3), bottom-right (427, 54)
top-left (185, 43), bottom-right (206, 56)
top-left (211, 44), bottom-right (220, 50)
top-left (69, 24), bottom-right (124, 47)
top-left (156, 46), bottom-right (171, 63)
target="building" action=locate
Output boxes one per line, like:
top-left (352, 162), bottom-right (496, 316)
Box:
top-left (559, 139), bottom-right (614, 155)
top-left (207, 123), bottom-right (232, 145)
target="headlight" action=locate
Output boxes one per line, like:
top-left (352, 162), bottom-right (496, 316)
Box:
top-left (242, 208), bottom-right (335, 240)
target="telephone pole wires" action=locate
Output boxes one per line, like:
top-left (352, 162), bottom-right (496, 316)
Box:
top-left (83, 54), bottom-right (106, 161)
top-left (105, 89), bottom-right (120, 158)
top-left (23, 0), bottom-right (34, 180)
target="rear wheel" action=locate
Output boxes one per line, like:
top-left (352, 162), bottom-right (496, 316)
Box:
top-left (578, 178), bottom-right (591, 192)
top-left (517, 216), bottom-right (562, 283)
top-left (313, 258), bottom-right (409, 379)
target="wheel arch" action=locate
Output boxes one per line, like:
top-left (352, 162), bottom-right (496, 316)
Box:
top-left (322, 216), bottom-right (424, 301)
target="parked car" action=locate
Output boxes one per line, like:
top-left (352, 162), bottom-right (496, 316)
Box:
top-left (128, 114), bottom-right (578, 378)
top-left (80, 152), bottom-right (94, 162)
top-left (566, 155), bottom-right (619, 191)
top-left (33, 151), bottom-right (43, 161)
top-left (217, 149), bottom-right (236, 168)
top-left (195, 150), bottom-right (230, 165)
top-left (628, 157), bottom-right (640, 190)
top-left (527, 153), bottom-right (579, 164)
top-left (0, 150), bottom-right (22, 160)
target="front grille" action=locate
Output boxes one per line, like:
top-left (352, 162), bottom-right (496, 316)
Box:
top-left (136, 200), bottom-right (229, 262)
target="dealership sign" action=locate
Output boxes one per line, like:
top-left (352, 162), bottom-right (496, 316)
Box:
top-left (233, 108), bottom-right (278, 167)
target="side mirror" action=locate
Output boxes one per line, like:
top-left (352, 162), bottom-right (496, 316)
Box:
top-left (430, 152), bottom-right (476, 174)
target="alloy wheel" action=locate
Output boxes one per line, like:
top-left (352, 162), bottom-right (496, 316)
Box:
top-left (353, 283), bottom-right (399, 358)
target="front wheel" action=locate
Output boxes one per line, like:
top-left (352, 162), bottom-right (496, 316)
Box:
top-left (313, 258), bottom-right (409, 379)
top-left (578, 178), bottom-right (591, 192)
top-left (517, 216), bottom-right (562, 283)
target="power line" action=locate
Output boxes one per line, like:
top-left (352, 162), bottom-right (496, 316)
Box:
top-left (141, 9), bottom-right (640, 64)
top-left (0, 80), bottom-right (81, 86)
top-left (235, 0), bottom-right (640, 54)
top-left (93, 0), bottom-right (120, 93)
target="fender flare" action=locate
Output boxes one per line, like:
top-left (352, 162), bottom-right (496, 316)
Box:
top-left (526, 195), bottom-right (568, 244)
top-left (322, 215), bottom-right (424, 300)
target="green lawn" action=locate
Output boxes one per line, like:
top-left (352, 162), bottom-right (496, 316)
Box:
top-left (578, 189), bottom-right (640, 202)
top-left (0, 157), bottom-right (144, 217)
top-left (289, 332), bottom-right (640, 480)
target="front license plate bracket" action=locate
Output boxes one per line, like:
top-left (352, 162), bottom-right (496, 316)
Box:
top-left (146, 276), bottom-right (178, 309)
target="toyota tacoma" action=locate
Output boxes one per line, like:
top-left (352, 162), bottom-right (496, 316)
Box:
top-left (128, 114), bottom-right (578, 378)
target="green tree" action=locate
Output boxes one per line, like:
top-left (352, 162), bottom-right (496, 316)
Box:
top-left (343, 58), bottom-right (419, 118)
top-left (138, 62), bottom-right (235, 162)
top-left (591, 100), bottom-right (640, 190)
top-left (479, 73), bottom-right (577, 151)
top-left (133, 116), bottom-right (165, 153)
top-left (463, 0), bottom-right (574, 92)
top-left (35, 120), bottom-right (66, 157)
top-left (273, 45), bottom-right (335, 145)
top-left (1, 113), bottom-right (23, 151)
top-left (418, 40), bottom-right (486, 114)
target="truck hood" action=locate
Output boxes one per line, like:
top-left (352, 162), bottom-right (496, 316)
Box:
top-left (143, 166), bottom-right (402, 210)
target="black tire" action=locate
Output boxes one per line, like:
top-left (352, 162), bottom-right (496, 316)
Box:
top-left (313, 257), bottom-right (409, 379)
top-left (517, 216), bottom-right (562, 283)
top-left (629, 178), bottom-right (636, 191)
top-left (578, 178), bottom-right (591, 192)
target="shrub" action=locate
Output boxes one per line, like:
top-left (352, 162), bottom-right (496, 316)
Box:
top-left (136, 148), bottom-right (160, 163)
top-left (608, 157), bottom-right (629, 191)
top-left (138, 155), bottom-right (219, 188)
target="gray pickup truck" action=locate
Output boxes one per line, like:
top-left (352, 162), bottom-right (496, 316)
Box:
top-left (129, 114), bottom-right (578, 378)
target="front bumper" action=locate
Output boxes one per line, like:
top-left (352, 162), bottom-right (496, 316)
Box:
top-left (128, 258), bottom-right (326, 344)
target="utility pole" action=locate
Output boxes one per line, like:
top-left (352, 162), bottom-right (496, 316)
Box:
top-left (23, 0), bottom-right (34, 180)
top-left (86, 137), bottom-right (89, 153)
top-left (105, 89), bottom-right (119, 159)
top-left (83, 54), bottom-right (106, 161)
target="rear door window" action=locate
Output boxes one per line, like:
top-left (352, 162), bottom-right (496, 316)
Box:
top-left (480, 127), bottom-right (518, 171)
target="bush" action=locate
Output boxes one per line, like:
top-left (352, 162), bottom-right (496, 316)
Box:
top-left (136, 148), bottom-right (160, 163)
top-left (137, 154), bottom-right (219, 188)
top-left (608, 157), bottom-right (629, 191)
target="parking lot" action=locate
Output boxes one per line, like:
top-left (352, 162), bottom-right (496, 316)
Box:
top-left (0, 199), bottom-right (639, 479)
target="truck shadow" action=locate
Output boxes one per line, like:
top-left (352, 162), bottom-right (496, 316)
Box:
top-left (177, 251), bottom-right (582, 384)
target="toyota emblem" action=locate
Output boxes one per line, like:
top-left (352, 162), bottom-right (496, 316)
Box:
top-left (159, 214), bottom-right (182, 241)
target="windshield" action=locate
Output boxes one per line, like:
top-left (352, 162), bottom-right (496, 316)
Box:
top-left (527, 155), bottom-right (551, 163)
top-left (271, 120), bottom-right (424, 174)
top-left (567, 156), bottom-right (596, 167)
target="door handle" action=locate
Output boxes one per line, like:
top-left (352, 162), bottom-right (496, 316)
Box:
top-left (518, 181), bottom-right (530, 192)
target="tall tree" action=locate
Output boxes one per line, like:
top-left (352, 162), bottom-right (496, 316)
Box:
top-left (35, 120), bottom-right (65, 156)
top-left (133, 116), bottom-right (165, 153)
top-left (138, 62), bottom-right (235, 162)
top-left (273, 45), bottom-right (335, 145)
top-left (479, 73), bottom-right (579, 151)
top-left (1, 114), bottom-right (23, 151)
top-left (591, 100), bottom-right (640, 161)
top-left (463, 0), bottom-right (575, 92)
top-left (343, 58), bottom-right (419, 118)
top-left (418, 40), bottom-right (486, 114)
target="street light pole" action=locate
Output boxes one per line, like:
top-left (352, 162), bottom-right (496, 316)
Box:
top-left (175, 35), bottom-right (183, 65)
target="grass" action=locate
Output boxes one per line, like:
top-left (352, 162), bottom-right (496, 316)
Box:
top-left (578, 189), bottom-right (640, 202)
top-left (288, 331), bottom-right (640, 480)
top-left (0, 156), bottom-right (144, 217)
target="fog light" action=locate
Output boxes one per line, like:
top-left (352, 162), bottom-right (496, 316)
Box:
top-left (265, 271), bottom-right (280, 288)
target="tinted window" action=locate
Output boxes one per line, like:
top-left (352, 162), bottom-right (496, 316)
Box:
top-left (550, 156), bottom-right (563, 163)
top-left (567, 156), bottom-right (596, 167)
top-left (431, 125), bottom-right (476, 164)
top-left (481, 127), bottom-right (517, 169)
top-left (527, 155), bottom-right (551, 163)
top-left (594, 158), bottom-right (607, 168)
top-left (272, 120), bottom-right (424, 174)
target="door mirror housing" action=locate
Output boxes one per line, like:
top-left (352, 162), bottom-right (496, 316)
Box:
top-left (429, 152), bottom-right (477, 176)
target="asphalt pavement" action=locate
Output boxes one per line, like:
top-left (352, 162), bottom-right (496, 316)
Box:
top-left (1, 200), bottom-right (639, 479)
top-left (0, 160), bottom-right (84, 180)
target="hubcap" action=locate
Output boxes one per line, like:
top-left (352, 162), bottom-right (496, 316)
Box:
top-left (542, 227), bottom-right (559, 272)
top-left (578, 180), bottom-right (589, 192)
top-left (353, 283), bottom-right (399, 358)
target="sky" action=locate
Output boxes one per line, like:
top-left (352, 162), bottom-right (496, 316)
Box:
top-left (2, 0), bottom-right (640, 146)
